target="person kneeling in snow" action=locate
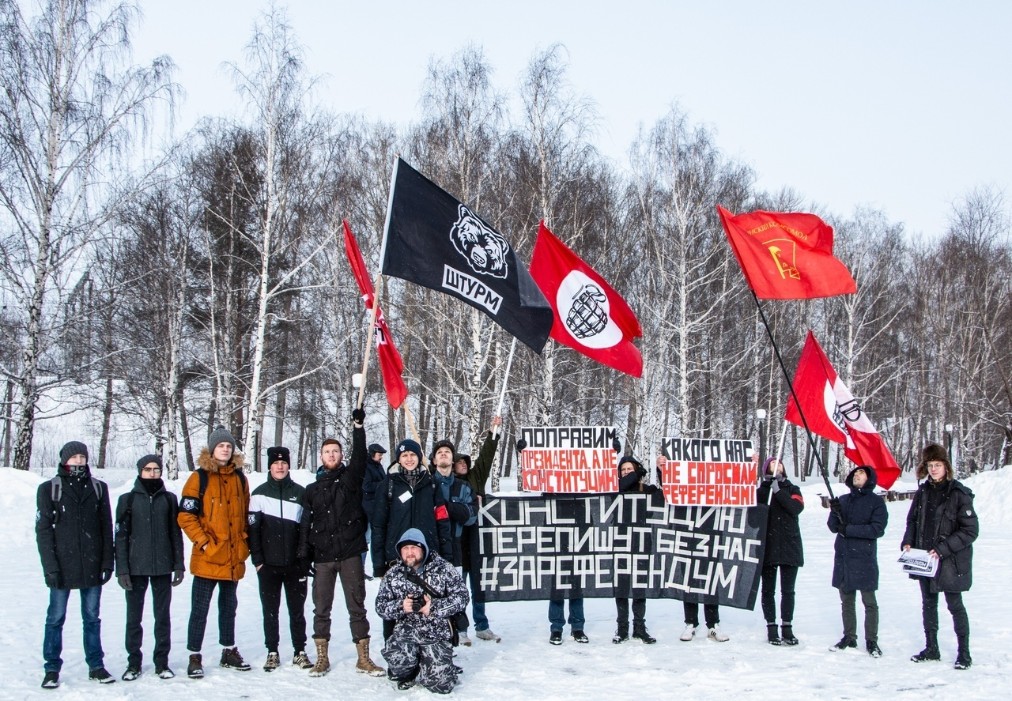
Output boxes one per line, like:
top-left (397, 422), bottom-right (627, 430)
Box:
top-left (375, 528), bottom-right (468, 694)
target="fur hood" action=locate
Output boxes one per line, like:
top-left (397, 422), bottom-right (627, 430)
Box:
top-left (196, 447), bottom-right (245, 473)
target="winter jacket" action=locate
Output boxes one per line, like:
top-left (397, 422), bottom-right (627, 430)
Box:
top-left (249, 473), bottom-right (305, 568)
top-left (432, 470), bottom-right (478, 566)
top-left (177, 450), bottom-right (250, 581)
top-left (902, 478), bottom-right (978, 593)
top-left (371, 466), bottom-right (453, 571)
top-left (298, 424), bottom-right (367, 564)
top-left (375, 528), bottom-right (468, 644)
top-left (362, 456), bottom-right (387, 524)
top-left (36, 466), bottom-right (114, 589)
top-left (756, 476), bottom-right (805, 567)
top-left (115, 478), bottom-right (185, 577)
top-left (828, 467), bottom-right (888, 591)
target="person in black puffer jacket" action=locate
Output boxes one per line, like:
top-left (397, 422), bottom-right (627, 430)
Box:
top-left (902, 443), bottom-right (978, 670)
top-left (756, 457), bottom-right (804, 646)
top-left (298, 410), bottom-right (384, 678)
top-left (115, 455), bottom-right (185, 680)
top-left (828, 465), bottom-right (887, 657)
top-left (612, 456), bottom-right (660, 645)
top-left (249, 446), bottom-right (309, 671)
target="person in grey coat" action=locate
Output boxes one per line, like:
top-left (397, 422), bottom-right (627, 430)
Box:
top-left (115, 455), bottom-right (185, 680)
top-left (828, 465), bottom-right (888, 657)
top-left (902, 443), bottom-right (978, 670)
top-left (375, 528), bottom-right (468, 693)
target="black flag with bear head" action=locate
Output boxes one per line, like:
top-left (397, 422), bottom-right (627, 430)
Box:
top-left (381, 158), bottom-right (553, 353)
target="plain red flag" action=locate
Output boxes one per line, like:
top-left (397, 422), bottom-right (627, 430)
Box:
top-left (717, 206), bottom-right (857, 300)
top-left (784, 331), bottom-right (900, 489)
top-left (529, 222), bottom-right (643, 377)
top-left (343, 220), bottom-right (408, 409)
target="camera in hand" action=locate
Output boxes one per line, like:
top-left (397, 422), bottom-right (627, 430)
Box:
top-left (409, 593), bottom-right (425, 612)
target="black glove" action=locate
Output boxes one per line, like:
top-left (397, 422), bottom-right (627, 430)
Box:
top-left (117, 574), bottom-right (133, 590)
top-left (171, 570), bottom-right (184, 587)
top-left (515, 438), bottom-right (527, 453)
top-left (838, 524), bottom-right (848, 537)
top-left (612, 437), bottom-right (622, 454)
top-left (44, 571), bottom-right (62, 589)
top-left (302, 559), bottom-right (315, 577)
top-left (829, 497), bottom-right (842, 516)
top-left (100, 568), bottom-right (113, 584)
top-left (352, 407), bottom-right (366, 424)
top-left (373, 563), bottom-right (389, 579)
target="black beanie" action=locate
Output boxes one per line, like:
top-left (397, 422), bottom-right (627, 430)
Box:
top-left (136, 454), bottom-right (163, 474)
top-left (59, 441), bottom-right (88, 465)
top-left (267, 446), bottom-right (291, 467)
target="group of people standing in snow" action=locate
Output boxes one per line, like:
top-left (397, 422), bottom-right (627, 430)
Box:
top-left (35, 421), bottom-right (978, 692)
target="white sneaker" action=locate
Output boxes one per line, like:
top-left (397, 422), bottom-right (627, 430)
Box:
top-left (476, 628), bottom-right (501, 643)
top-left (458, 632), bottom-right (472, 647)
top-left (707, 625), bottom-right (730, 642)
top-left (680, 624), bottom-right (697, 642)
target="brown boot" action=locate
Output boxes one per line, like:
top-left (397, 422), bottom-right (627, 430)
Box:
top-left (355, 637), bottom-right (385, 677)
top-left (308, 638), bottom-right (330, 677)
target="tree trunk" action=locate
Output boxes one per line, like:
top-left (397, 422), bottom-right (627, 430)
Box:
top-left (97, 377), bottom-right (114, 469)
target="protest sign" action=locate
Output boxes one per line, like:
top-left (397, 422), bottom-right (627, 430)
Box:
top-left (658, 438), bottom-right (758, 506)
top-left (475, 493), bottom-right (767, 609)
top-left (519, 426), bottom-right (619, 493)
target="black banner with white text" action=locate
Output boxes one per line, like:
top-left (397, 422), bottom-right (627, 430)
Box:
top-left (475, 493), bottom-right (767, 609)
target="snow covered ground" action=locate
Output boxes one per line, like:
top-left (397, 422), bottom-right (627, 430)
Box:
top-left (2, 466), bottom-right (1010, 700)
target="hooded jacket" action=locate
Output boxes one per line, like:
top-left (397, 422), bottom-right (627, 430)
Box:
top-left (249, 472), bottom-right (305, 568)
top-left (177, 449), bottom-right (250, 581)
top-left (36, 465), bottom-right (113, 589)
top-left (115, 478), bottom-right (185, 577)
top-left (362, 454), bottom-right (388, 524)
top-left (375, 528), bottom-right (469, 644)
top-left (902, 477), bottom-right (978, 593)
top-left (756, 468), bottom-right (805, 567)
top-left (298, 424), bottom-right (367, 563)
top-left (828, 467), bottom-right (888, 591)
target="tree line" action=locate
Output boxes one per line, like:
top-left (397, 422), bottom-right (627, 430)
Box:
top-left (2, 1), bottom-right (1009, 478)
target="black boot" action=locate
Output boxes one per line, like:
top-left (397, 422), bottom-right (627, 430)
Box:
top-left (954, 634), bottom-right (971, 670)
top-left (911, 631), bottom-right (940, 663)
top-left (780, 623), bottom-right (798, 646)
top-left (612, 622), bottom-right (629, 644)
top-left (631, 622), bottom-right (656, 645)
top-left (767, 623), bottom-right (782, 646)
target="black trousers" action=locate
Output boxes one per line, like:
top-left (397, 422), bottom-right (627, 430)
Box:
top-left (760, 564), bottom-right (799, 624)
top-left (615, 598), bottom-right (646, 629)
top-left (919, 577), bottom-right (969, 642)
top-left (187, 576), bottom-right (238, 652)
top-left (124, 574), bottom-right (172, 669)
top-left (257, 563), bottom-right (308, 653)
top-left (683, 602), bottom-right (719, 628)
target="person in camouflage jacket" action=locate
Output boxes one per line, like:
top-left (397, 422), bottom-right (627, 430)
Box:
top-left (375, 528), bottom-right (468, 694)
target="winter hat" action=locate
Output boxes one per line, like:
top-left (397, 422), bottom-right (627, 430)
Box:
top-left (267, 446), bottom-right (291, 466)
top-left (136, 454), bottom-right (163, 473)
top-left (395, 439), bottom-right (423, 462)
top-left (846, 464), bottom-right (877, 490)
top-left (59, 441), bottom-right (89, 465)
top-left (397, 527), bottom-right (429, 563)
top-left (454, 453), bottom-right (472, 471)
top-left (918, 443), bottom-right (952, 481)
top-left (207, 425), bottom-right (236, 452)
top-left (368, 443), bottom-right (387, 456)
top-left (431, 439), bottom-right (456, 459)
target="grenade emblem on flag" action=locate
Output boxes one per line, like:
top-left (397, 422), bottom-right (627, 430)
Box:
top-left (565, 283), bottom-right (609, 339)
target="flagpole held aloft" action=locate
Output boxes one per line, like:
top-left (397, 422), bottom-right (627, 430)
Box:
top-left (356, 271), bottom-right (383, 411)
top-left (494, 337), bottom-right (517, 430)
top-left (750, 290), bottom-right (836, 498)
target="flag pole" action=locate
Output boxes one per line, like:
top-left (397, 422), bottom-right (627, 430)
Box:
top-left (750, 291), bottom-right (835, 498)
top-left (355, 271), bottom-right (383, 411)
top-left (494, 338), bottom-right (517, 435)
top-left (776, 419), bottom-right (789, 463)
top-left (402, 402), bottom-right (428, 467)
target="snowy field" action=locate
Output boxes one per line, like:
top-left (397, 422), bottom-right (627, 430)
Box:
top-left (1, 466), bottom-right (1010, 700)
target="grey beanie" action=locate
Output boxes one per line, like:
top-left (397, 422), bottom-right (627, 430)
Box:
top-left (59, 441), bottom-right (89, 465)
top-left (207, 425), bottom-right (236, 452)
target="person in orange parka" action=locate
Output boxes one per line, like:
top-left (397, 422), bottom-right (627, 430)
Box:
top-left (177, 425), bottom-right (251, 679)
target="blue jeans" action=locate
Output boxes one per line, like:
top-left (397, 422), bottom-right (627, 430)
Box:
top-left (43, 586), bottom-right (104, 673)
top-left (548, 598), bottom-right (584, 632)
top-left (463, 566), bottom-right (488, 632)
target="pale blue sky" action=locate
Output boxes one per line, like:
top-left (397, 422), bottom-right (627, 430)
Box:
top-left (134, 0), bottom-right (1012, 238)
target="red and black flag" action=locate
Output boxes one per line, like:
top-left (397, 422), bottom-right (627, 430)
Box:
top-left (717, 206), bottom-right (857, 300)
top-left (530, 222), bottom-right (643, 377)
top-left (381, 158), bottom-right (553, 353)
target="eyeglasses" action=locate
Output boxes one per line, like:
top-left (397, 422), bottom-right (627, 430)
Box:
top-left (142, 467), bottom-right (162, 475)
